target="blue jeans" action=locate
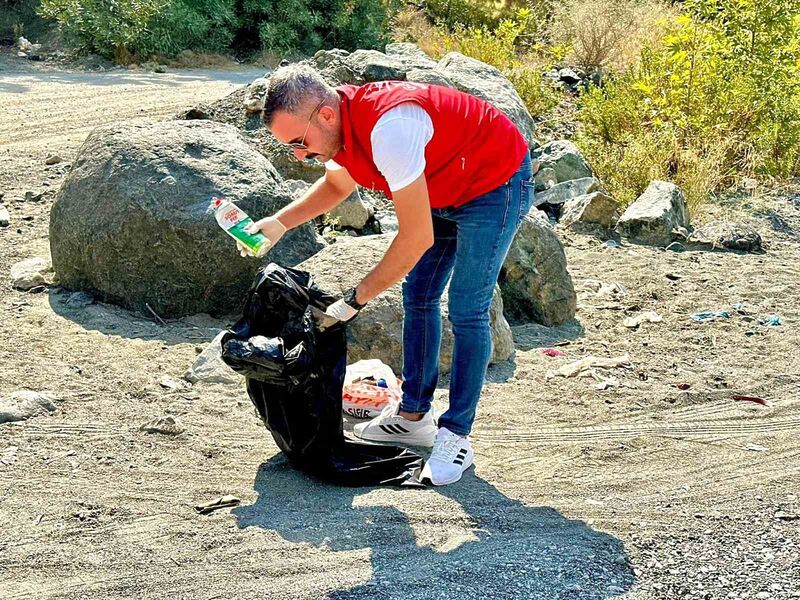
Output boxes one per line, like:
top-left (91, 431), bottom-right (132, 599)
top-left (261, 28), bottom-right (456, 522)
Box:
top-left (400, 154), bottom-right (534, 436)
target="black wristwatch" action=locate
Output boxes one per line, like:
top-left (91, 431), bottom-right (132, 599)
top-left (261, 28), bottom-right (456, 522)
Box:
top-left (343, 287), bottom-right (367, 310)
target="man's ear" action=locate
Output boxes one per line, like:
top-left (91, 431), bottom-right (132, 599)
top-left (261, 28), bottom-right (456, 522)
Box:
top-left (318, 105), bottom-right (337, 125)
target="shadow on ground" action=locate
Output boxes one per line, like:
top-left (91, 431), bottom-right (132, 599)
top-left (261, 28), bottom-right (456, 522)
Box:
top-left (47, 287), bottom-right (234, 346)
top-left (234, 455), bottom-right (634, 600)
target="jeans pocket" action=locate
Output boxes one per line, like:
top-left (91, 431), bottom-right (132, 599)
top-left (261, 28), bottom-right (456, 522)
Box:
top-left (518, 179), bottom-right (535, 226)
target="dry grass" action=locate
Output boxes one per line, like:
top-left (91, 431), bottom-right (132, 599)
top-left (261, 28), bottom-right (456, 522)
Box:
top-left (550, 0), bottom-right (676, 71)
top-left (390, 8), bottom-right (450, 59)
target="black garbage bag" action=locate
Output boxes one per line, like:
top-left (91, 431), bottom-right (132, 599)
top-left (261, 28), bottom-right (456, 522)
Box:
top-left (221, 263), bottom-right (422, 486)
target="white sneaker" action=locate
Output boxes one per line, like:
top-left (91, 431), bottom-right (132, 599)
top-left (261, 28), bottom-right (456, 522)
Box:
top-left (353, 402), bottom-right (437, 448)
top-left (420, 427), bottom-right (474, 486)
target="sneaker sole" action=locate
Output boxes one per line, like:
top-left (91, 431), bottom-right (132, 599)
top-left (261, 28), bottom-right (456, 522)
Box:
top-left (353, 429), bottom-right (435, 448)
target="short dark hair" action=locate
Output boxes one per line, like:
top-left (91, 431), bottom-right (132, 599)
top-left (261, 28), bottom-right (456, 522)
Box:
top-left (262, 64), bottom-right (337, 126)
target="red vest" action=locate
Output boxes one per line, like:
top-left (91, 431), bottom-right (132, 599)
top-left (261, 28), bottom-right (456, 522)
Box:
top-left (332, 82), bottom-right (528, 208)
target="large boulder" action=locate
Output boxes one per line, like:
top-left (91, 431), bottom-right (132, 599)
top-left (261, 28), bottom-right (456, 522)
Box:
top-left (615, 180), bottom-right (689, 246)
top-left (298, 235), bottom-right (514, 375)
top-left (436, 52), bottom-right (537, 146)
top-left (500, 209), bottom-right (577, 325)
top-left (50, 120), bottom-right (323, 318)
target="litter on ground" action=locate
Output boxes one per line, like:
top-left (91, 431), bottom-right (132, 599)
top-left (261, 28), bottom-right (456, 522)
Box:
top-left (623, 311), bottom-right (662, 328)
top-left (546, 354), bottom-right (632, 380)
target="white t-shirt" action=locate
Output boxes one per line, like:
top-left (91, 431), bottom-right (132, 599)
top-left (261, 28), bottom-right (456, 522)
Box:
top-left (325, 102), bottom-right (434, 192)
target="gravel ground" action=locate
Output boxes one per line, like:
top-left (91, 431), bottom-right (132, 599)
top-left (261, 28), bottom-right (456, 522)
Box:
top-left (1, 51), bottom-right (798, 599)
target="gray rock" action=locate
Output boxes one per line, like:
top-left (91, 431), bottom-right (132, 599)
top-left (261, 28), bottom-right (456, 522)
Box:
top-left (500, 211), bottom-right (577, 325)
top-left (376, 212), bottom-right (399, 233)
top-left (184, 331), bottom-right (239, 384)
top-left (615, 180), bottom-right (689, 246)
top-left (298, 235), bottom-right (513, 375)
top-left (285, 179), bottom-right (372, 230)
top-left (558, 67), bottom-right (581, 85)
top-left (49, 119), bottom-right (323, 318)
top-left (384, 43), bottom-right (439, 71)
top-left (140, 415), bottom-right (185, 435)
top-left (436, 52), bottom-right (537, 145)
top-left (344, 50), bottom-right (407, 83)
top-left (0, 391), bottom-right (56, 424)
top-left (243, 77), bottom-right (270, 113)
top-left (405, 68), bottom-right (456, 88)
top-left (532, 141), bottom-right (593, 183)
top-left (534, 177), bottom-right (602, 206)
top-left (314, 48), bottom-right (350, 69)
top-left (0, 203), bottom-right (9, 227)
top-left (560, 191), bottom-right (620, 230)
top-left (534, 167), bottom-right (557, 192)
top-left (687, 220), bottom-right (762, 252)
top-left (11, 257), bottom-right (52, 290)
top-left (45, 154), bottom-right (62, 165)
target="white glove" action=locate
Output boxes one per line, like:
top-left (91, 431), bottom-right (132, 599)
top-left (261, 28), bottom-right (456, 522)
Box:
top-left (324, 298), bottom-right (359, 322)
top-left (237, 216), bottom-right (287, 257)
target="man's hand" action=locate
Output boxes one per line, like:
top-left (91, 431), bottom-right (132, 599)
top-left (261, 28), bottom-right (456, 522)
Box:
top-left (236, 216), bottom-right (287, 257)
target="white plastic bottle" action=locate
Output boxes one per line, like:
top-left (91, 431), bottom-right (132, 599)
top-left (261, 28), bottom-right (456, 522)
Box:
top-left (209, 197), bottom-right (271, 257)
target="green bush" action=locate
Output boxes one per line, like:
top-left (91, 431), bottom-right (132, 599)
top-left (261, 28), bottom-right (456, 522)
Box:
top-left (137, 0), bottom-right (237, 57)
top-left (39, 0), bottom-right (167, 58)
top-left (576, 0), bottom-right (800, 212)
top-left (240, 0), bottom-right (397, 55)
top-left (39, 0), bottom-right (396, 59)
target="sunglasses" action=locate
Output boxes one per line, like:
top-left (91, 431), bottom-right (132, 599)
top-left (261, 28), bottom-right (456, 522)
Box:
top-left (287, 98), bottom-right (326, 151)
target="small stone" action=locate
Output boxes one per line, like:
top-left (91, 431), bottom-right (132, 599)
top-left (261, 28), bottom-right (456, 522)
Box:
top-left (0, 204), bottom-right (9, 227)
top-left (11, 257), bottom-right (52, 291)
top-left (24, 191), bottom-right (43, 202)
top-left (140, 415), bottom-right (185, 435)
top-left (775, 511), bottom-right (798, 521)
top-left (0, 391), bottom-right (56, 424)
top-left (666, 242), bottom-right (686, 252)
top-left (0, 446), bottom-right (19, 465)
top-left (45, 155), bottom-right (62, 165)
top-left (756, 592), bottom-right (771, 599)
top-left (159, 377), bottom-right (182, 390)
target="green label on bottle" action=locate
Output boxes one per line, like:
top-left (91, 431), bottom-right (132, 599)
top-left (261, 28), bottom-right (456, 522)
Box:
top-left (227, 218), bottom-right (269, 255)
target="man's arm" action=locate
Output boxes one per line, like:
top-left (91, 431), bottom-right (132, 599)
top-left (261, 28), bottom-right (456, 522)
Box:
top-left (274, 166), bottom-right (357, 229)
top-left (354, 174), bottom-right (434, 305)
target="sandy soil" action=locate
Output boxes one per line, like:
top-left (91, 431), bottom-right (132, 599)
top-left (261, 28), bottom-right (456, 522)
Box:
top-left (1, 51), bottom-right (798, 600)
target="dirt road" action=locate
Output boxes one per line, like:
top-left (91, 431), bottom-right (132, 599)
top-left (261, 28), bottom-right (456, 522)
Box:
top-left (1, 55), bottom-right (798, 600)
